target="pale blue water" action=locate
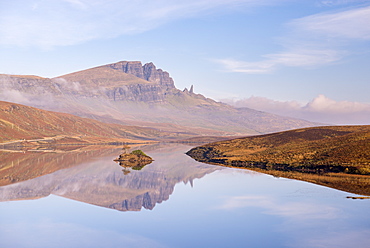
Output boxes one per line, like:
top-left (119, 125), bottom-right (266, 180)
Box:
top-left (0, 144), bottom-right (369, 248)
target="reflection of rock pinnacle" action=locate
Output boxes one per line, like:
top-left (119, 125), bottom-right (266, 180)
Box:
top-left (122, 169), bottom-right (131, 175)
top-left (190, 179), bottom-right (193, 188)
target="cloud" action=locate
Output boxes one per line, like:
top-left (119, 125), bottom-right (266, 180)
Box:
top-left (53, 78), bottom-right (82, 91)
top-left (304, 230), bottom-right (370, 248)
top-left (290, 5), bottom-right (370, 41)
top-left (318, 0), bottom-right (370, 7)
top-left (218, 195), bottom-right (272, 210)
top-left (222, 94), bottom-right (370, 124)
top-left (215, 5), bottom-right (370, 73)
top-left (213, 58), bottom-right (275, 74)
top-left (222, 95), bottom-right (302, 113)
top-left (305, 94), bottom-right (370, 113)
top-left (0, 0), bottom-right (277, 49)
top-left (218, 195), bottom-right (338, 219)
top-left (217, 194), bottom-right (370, 248)
top-left (215, 49), bottom-right (341, 73)
top-left (0, 75), bottom-right (59, 108)
top-left (0, 219), bottom-right (167, 248)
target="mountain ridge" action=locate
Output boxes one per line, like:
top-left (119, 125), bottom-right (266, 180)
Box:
top-left (0, 60), bottom-right (319, 136)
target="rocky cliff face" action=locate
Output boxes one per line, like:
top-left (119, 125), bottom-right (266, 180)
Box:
top-left (105, 84), bottom-right (166, 102)
top-left (1, 68), bottom-right (171, 104)
top-left (106, 61), bottom-right (175, 89)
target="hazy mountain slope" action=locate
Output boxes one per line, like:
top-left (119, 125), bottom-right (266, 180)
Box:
top-left (0, 101), bottom-right (188, 144)
top-left (0, 61), bottom-right (318, 136)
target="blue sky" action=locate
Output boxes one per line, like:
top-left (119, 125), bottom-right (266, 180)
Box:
top-left (0, 0), bottom-right (369, 124)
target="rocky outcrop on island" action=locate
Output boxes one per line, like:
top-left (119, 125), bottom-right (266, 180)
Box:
top-left (114, 149), bottom-right (153, 169)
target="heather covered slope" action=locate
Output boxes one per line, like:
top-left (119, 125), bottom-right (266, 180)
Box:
top-left (187, 125), bottom-right (370, 195)
top-left (187, 125), bottom-right (370, 173)
top-left (0, 61), bottom-right (317, 136)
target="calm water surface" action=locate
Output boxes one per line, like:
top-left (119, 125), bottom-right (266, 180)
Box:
top-left (0, 144), bottom-right (369, 248)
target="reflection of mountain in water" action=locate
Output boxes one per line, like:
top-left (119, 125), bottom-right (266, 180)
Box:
top-left (0, 145), bottom-right (123, 186)
top-left (0, 144), bottom-right (219, 211)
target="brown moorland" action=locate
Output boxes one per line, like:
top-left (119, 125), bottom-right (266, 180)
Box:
top-left (0, 100), bottom-right (194, 146)
top-left (187, 125), bottom-right (370, 196)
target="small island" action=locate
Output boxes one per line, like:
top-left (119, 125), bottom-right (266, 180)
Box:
top-left (114, 149), bottom-right (153, 172)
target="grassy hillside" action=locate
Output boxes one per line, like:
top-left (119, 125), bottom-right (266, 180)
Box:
top-left (55, 66), bottom-right (151, 87)
top-left (187, 125), bottom-right (370, 195)
top-left (0, 100), bottom-right (182, 145)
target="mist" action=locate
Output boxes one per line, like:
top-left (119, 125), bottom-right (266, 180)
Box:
top-left (222, 95), bottom-right (370, 125)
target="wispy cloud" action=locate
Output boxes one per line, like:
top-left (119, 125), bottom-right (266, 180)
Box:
top-left (0, 0), bottom-right (278, 49)
top-left (222, 94), bottom-right (370, 124)
top-left (218, 195), bottom-right (338, 219)
top-left (215, 49), bottom-right (341, 73)
top-left (304, 230), bottom-right (370, 248)
top-left (318, 0), bottom-right (370, 7)
top-left (0, 219), bottom-right (167, 248)
top-left (213, 58), bottom-right (275, 74)
top-left (215, 5), bottom-right (370, 73)
top-left (290, 5), bottom-right (370, 40)
top-left (217, 194), bottom-right (370, 248)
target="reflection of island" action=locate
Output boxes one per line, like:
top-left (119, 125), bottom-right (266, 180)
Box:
top-left (0, 144), bottom-right (219, 211)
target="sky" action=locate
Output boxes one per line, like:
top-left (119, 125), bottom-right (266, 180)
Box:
top-left (0, 0), bottom-right (369, 124)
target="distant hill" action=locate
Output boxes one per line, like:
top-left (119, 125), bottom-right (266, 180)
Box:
top-left (0, 61), bottom-right (318, 136)
top-left (0, 101), bottom-right (191, 145)
top-left (187, 125), bottom-right (370, 195)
